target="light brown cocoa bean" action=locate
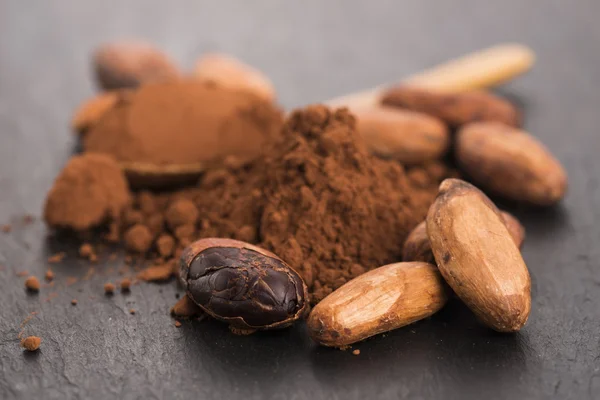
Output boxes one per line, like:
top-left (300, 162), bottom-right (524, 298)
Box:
top-left (381, 86), bottom-right (520, 127)
top-left (456, 122), bottom-right (567, 205)
top-left (354, 107), bottom-right (450, 164)
top-left (193, 53), bottom-right (275, 102)
top-left (426, 179), bottom-right (531, 332)
top-left (307, 261), bottom-right (448, 347)
top-left (94, 41), bottom-right (181, 90)
top-left (403, 210), bottom-right (525, 263)
top-left (402, 221), bottom-right (436, 264)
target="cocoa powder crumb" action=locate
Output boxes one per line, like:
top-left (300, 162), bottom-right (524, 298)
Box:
top-left (146, 214), bottom-right (165, 236)
top-left (79, 243), bottom-right (95, 260)
top-left (2, 224), bottom-right (12, 233)
top-left (137, 263), bottom-right (173, 282)
top-left (129, 309), bottom-right (136, 315)
top-left (137, 192), bottom-right (158, 215)
top-left (43, 153), bottom-right (131, 231)
top-left (174, 320), bottom-right (182, 328)
top-left (124, 224), bottom-right (153, 253)
top-left (71, 299), bottom-right (78, 305)
top-left (123, 209), bottom-right (144, 227)
top-left (165, 199), bottom-right (199, 230)
top-left (155, 234), bottom-right (175, 257)
top-left (44, 269), bottom-right (54, 282)
top-left (25, 276), bottom-right (40, 292)
top-left (170, 295), bottom-right (203, 318)
top-left (21, 336), bottom-right (41, 351)
top-left (47, 252), bottom-right (66, 263)
top-left (352, 349), bottom-right (360, 356)
top-left (174, 224), bottom-right (195, 241)
top-left (104, 282), bottom-right (115, 295)
top-left (120, 278), bottom-right (131, 291)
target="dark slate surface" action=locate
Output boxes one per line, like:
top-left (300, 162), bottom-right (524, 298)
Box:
top-left (1, 1), bottom-right (599, 399)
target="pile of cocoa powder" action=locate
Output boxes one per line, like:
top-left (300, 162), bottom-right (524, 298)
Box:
top-left (45, 100), bottom-right (452, 303)
top-left (126, 106), bottom-right (453, 302)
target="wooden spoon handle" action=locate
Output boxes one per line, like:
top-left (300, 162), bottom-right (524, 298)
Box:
top-left (325, 43), bottom-right (535, 110)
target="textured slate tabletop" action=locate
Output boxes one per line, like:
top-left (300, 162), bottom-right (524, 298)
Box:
top-left (1, 1), bottom-right (599, 399)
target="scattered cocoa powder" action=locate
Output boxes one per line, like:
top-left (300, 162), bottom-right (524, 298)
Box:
top-left (25, 276), bottom-right (40, 292)
top-left (137, 263), bottom-right (174, 282)
top-left (129, 309), bottom-right (136, 315)
top-left (83, 267), bottom-right (96, 281)
top-left (47, 252), bottom-right (66, 263)
top-left (120, 278), bottom-right (131, 291)
top-left (79, 243), bottom-right (96, 260)
top-left (174, 320), bottom-right (182, 328)
top-left (44, 154), bottom-right (131, 231)
top-left (23, 214), bottom-right (34, 224)
top-left (16, 271), bottom-right (29, 277)
top-left (71, 299), bottom-right (78, 305)
top-left (44, 269), bottom-right (54, 282)
top-left (170, 295), bottom-right (203, 319)
top-left (44, 292), bottom-right (59, 303)
top-left (2, 224), bottom-right (11, 233)
top-left (104, 282), bottom-right (115, 295)
top-left (83, 81), bottom-right (283, 167)
top-left (18, 312), bottom-right (38, 340)
top-left (66, 277), bottom-right (78, 286)
top-left (21, 336), bottom-right (41, 351)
